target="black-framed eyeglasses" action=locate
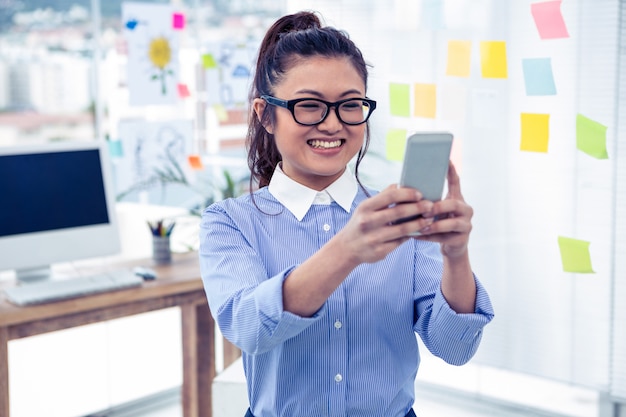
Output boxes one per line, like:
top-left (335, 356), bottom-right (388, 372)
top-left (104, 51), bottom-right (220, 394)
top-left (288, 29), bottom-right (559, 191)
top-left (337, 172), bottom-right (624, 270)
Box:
top-left (261, 95), bottom-right (377, 126)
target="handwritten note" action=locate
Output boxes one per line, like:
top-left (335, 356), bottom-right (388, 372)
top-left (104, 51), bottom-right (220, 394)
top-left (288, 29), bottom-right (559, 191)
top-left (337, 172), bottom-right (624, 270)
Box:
top-left (446, 40), bottom-right (472, 77)
top-left (386, 129), bottom-right (407, 161)
top-left (389, 83), bottom-right (411, 117)
top-left (531, 1), bottom-right (570, 40)
top-left (480, 41), bottom-right (508, 79)
top-left (414, 83), bottom-right (437, 119)
top-left (520, 113), bottom-right (550, 153)
top-left (576, 114), bottom-right (608, 159)
top-left (558, 236), bottom-right (595, 273)
top-left (522, 58), bottom-right (557, 96)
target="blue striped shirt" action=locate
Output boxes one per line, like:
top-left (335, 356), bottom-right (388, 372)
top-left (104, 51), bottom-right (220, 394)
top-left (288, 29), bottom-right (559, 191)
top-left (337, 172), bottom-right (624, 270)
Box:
top-left (199, 169), bottom-right (494, 417)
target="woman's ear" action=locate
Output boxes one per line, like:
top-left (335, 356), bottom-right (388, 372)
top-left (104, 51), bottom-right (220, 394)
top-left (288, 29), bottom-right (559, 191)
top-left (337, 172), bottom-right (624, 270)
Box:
top-left (252, 98), bottom-right (273, 134)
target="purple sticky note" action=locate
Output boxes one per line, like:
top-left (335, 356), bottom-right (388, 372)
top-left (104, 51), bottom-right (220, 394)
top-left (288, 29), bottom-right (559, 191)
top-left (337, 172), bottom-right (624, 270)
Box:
top-left (173, 12), bottom-right (185, 30)
top-left (531, 1), bottom-right (569, 40)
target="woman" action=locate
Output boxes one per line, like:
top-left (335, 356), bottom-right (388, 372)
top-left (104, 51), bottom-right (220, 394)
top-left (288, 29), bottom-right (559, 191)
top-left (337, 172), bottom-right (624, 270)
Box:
top-left (199, 11), bottom-right (494, 417)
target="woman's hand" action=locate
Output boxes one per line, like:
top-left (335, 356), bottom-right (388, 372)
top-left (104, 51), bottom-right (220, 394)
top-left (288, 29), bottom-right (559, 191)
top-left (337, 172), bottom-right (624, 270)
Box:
top-left (336, 184), bottom-right (435, 265)
top-left (413, 162), bottom-right (473, 259)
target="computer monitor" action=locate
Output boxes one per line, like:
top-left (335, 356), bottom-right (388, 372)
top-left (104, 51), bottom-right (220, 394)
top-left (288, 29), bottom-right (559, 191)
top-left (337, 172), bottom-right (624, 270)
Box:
top-left (0, 140), bottom-right (121, 283)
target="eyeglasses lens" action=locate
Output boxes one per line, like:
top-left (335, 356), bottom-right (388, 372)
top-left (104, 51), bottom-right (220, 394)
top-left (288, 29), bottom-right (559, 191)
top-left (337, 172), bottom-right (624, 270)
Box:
top-left (293, 99), bottom-right (372, 125)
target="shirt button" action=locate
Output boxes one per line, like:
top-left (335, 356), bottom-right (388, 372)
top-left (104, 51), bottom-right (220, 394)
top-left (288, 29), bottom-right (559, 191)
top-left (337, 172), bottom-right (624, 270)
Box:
top-left (334, 374), bottom-right (343, 383)
top-left (323, 224), bottom-right (331, 232)
top-left (334, 320), bottom-right (342, 329)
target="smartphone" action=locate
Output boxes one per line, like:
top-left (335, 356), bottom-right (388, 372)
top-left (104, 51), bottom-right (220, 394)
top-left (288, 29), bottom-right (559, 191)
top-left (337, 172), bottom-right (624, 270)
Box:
top-left (393, 132), bottom-right (453, 234)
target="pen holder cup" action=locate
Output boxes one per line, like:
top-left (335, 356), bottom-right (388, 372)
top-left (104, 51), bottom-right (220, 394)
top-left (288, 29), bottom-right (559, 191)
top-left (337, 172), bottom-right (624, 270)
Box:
top-left (152, 236), bottom-right (172, 265)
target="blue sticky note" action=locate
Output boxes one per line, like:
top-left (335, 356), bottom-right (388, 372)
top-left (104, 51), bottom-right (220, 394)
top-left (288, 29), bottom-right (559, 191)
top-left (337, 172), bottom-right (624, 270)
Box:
top-left (421, 0), bottom-right (445, 30)
top-left (522, 58), bottom-right (556, 96)
top-left (108, 140), bottom-right (123, 158)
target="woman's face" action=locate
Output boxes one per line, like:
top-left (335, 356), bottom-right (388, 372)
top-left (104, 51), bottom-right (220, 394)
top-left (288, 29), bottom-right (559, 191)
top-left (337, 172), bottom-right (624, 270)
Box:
top-left (254, 56), bottom-right (367, 191)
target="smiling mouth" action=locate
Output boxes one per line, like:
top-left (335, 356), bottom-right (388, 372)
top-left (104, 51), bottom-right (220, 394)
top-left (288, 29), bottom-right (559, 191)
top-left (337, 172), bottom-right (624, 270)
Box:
top-left (307, 139), bottom-right (344, 149)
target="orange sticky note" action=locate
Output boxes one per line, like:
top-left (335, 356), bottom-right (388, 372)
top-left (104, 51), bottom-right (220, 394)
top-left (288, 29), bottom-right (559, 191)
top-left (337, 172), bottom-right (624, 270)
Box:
top-left (446, 40), bottom-right (472, 77)
top-left (188, 154), bottom-right (204, 170)
top-left (480, 41), bottom-right (508, 79)
top-left (413, 83), bottom-right (437, 119)
top-left (520, 113), bottom-right (550, 153)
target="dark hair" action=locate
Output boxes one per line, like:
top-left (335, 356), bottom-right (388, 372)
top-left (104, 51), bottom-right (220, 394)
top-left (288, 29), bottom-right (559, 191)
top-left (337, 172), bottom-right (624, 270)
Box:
top-left (246, 11), bottom-right (372, 190)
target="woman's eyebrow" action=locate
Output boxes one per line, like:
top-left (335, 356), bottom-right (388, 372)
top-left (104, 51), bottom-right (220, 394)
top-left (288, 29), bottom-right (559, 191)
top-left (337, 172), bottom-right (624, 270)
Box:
top-left (294, 88), bottom-right (364, 98)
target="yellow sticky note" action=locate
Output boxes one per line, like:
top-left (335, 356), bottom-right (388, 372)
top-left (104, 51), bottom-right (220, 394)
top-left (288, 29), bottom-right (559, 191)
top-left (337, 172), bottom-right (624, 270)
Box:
top-left (413, 83), bottom-right (437, 119)
top-left (557, 236), bottom-right (595, 273)
top-left (576, 114), bottom-right (608, 159)
top-left (386, 129), bottom-right (407, 161)
top-left (520, 113), bottom-right (550, 153)
top-left (480, 41), bottom-right (508, 79)
top-left (446, 40), bottom-right (472, 77)
top-left (389, 83), bottom-right (411, 117)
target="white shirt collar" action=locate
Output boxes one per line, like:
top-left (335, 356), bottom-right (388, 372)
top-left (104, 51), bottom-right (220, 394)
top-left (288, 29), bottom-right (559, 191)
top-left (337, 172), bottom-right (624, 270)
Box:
top-left (268, 165), bottom-right (357, 221)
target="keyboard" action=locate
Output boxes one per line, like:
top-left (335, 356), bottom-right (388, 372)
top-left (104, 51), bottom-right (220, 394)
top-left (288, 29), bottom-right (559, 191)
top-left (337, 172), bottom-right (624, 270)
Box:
top-left (3, 269), bottom-right (144, 306)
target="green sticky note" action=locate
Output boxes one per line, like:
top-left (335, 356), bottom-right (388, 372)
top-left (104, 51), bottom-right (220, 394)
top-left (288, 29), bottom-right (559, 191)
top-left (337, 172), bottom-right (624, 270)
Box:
top-left (202, 53), bottom-right (217, 69)
top-left (386, 129), bottom-right (407, 161)
top-left (389, 83), bottom-right (411, 117)
top-left (557, 236), bottom-right (595, 273)
top-left (520, 113), bottom-right (550, 153)
top-left (480, 41), bottom-right (508, 79)
top-left (576, 114), bottom-right (608, 159)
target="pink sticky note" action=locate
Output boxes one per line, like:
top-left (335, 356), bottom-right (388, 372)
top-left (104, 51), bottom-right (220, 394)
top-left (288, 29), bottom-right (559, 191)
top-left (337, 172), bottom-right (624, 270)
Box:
top-left (177, 83), bottom-right (190, 98)
top-left (173, 12), bottom-right (185, 30)
top-left (531, 1), bottom-right (569, 40)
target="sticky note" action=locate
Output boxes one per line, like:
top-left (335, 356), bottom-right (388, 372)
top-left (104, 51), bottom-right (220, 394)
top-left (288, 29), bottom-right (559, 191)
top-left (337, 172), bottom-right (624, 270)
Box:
top-left (480, 41), bottom-right (508, 79)
top-left (421, 0), bottom-right (445, 30)
top-left (520, 113), bottom-right (550, 152)
top-left (202, 54), bottom-right (217, 69)
top-left (386, 129), bottom-right (407, 161)
top-left (188, 154), bottom-right (204, 170)
top-left (177, 83), bottom-right (191, 98)
top-left (558, 236), bottom-right (595, 273)
top-left (576, 114), bottom-right (608, 159)
top-left (172, 12), bottom-right (185, 30)
top-left (108, 140), bottom-right (123, 158)
top-left (389, 83), bottom-right (411, 117)
top-left (439, 84), bottom-right (467, 121)
top-left (522, 58), bottom-right (556, 96)
top-left (446, 40), bottom-right (472, 77)
top-left (213, 104), bottom-right (229, 122)
top-left (413, 83), bottom-right (437, 119)
top-left (531, 1), bottom-right (569, 40)
top-left (471, 89), bottom-right (500, 129)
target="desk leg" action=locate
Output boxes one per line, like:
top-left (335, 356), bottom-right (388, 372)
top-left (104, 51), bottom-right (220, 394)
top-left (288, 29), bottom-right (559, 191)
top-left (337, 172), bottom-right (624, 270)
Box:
top-left (181, 303), bottom-right (215, 417)
top-left (0, 326), bottom-right (9, 417)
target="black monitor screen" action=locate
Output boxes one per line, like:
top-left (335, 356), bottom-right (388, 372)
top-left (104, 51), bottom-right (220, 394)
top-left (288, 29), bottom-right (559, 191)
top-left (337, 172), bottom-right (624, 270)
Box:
top-left (0, 149), bottom-right (110, 237)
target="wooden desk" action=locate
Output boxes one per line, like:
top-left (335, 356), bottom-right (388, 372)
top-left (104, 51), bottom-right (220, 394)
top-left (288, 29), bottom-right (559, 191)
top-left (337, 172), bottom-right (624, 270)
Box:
top-left (0, 252), bottom-right (237, 417)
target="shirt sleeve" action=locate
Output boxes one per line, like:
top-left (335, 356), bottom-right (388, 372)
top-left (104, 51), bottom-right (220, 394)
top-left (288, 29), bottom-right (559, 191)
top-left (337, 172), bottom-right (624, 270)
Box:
top-left (198, 204), bottom-right (324, 355)
top-left (412, 243), bottom-right (495, 365)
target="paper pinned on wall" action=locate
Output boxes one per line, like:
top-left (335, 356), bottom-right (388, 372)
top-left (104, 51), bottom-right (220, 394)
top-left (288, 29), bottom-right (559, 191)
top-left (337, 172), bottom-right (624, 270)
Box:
top-left (386, 129), bottom-right (407, 161)
top-left (172, 12), bottom-right (185, 30)
top-left (520, 113), bottom-right (550, 153)
top-left (188, 154), bottom-right (204, 170)
top-left (413, 83), bottom-right (437, 119)
top-left (522, 58), bottom-right (557, 96)
top-left (531, 1), bottom-right (570, 40)
top-left (480, 41), bottom-right (508, 79)
top-left (557, 236), bottom-right (595, 274)
top-left (576, 114), bottom-right (608, 159)
top-left (389, 83), bottom-right (411, 117)
top-left (446, 40), bottom-right (472, 77)
top-left (439, 83), bottom-right (467, 121)
top-left (420, 0), bottom-right (445, 30)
